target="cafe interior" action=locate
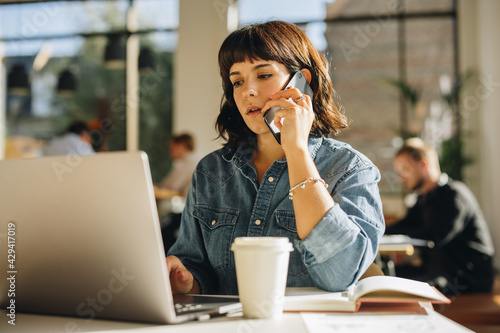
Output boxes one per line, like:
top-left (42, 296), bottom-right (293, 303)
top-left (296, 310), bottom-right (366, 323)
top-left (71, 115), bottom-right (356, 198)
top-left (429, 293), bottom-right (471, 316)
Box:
top-left (1, 0), bottom-right (499, 332)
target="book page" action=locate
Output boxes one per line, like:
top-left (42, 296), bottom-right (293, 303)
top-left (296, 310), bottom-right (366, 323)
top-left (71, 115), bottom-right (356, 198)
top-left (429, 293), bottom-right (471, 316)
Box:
top-left (285, 287), bottom-right (343, 298)
top-left (353, 276), bottom-right (449, 303)
top-left (284, 287), bottom-right (356, 312)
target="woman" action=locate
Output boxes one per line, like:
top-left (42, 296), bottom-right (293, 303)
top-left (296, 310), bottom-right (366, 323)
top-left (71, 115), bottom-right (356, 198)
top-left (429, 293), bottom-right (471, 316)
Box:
top-left (166, 20), bottom-right (385, 295)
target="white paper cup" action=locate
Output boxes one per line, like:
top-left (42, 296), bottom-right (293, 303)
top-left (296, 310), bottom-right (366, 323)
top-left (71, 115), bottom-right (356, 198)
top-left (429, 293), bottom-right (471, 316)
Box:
top-left (231, 237), bottom-right (293, 319)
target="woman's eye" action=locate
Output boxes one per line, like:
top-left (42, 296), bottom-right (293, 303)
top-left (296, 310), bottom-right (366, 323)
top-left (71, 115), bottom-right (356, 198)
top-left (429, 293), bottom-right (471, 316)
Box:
top-left (232, 80), bottom-right (242, 87)
top-left (258, 74), bottom-right (272, 80)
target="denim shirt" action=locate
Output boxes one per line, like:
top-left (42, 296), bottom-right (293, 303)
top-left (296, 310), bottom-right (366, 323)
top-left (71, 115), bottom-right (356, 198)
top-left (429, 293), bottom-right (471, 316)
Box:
top-left (168, 137), bottom-right (385, 295)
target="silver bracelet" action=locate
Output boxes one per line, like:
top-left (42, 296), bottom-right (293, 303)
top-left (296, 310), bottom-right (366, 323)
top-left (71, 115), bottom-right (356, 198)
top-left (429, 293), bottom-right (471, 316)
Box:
top-left (288, 177), bottom-right (329, 200)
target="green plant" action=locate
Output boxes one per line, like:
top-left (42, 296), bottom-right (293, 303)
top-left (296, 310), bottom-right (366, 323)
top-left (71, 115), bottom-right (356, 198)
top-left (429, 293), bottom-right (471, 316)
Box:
top-left (439, 133), bottom-right (473, 181)
top-left (438, 71), bottom-right (474, 181)
top-left (383, 78), bottom-right (422, 139)
top-left (49, 39), bottom-right (174, 183)
top-left (384, 72), bottom-right (474, 181)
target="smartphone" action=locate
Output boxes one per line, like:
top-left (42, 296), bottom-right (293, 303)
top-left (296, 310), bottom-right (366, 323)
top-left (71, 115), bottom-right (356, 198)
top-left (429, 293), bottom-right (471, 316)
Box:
top-left (263, 71), bottom-right (313, 144)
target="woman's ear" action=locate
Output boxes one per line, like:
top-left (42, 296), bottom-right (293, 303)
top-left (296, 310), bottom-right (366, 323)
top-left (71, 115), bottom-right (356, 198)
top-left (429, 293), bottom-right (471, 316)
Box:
top-left (300, 68), bottom-right (312, 84)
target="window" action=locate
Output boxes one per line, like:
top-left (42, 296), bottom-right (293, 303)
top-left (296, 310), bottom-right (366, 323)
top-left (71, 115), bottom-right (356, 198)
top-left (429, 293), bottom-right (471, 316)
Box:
top-left (1, 0), bottom-right (178, 182)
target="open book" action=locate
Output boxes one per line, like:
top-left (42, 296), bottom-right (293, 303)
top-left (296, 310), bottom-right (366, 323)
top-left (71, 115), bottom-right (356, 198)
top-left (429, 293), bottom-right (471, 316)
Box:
top-left (284, 276), bottom-right (450, 312)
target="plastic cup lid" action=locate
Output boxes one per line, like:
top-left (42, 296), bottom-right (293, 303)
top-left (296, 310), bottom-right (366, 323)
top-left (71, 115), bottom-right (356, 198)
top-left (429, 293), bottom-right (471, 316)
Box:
top-left (231, 237), bottom-right (293, 252)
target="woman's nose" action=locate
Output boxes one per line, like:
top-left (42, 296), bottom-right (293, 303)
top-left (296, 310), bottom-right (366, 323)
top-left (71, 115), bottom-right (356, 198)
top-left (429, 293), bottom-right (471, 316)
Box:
top-left (243, 83), bottom-right (257, 98)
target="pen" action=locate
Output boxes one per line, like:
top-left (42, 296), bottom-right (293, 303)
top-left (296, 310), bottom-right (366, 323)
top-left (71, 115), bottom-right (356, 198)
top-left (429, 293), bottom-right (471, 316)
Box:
top-left (197, 308), bottom-right (242, 321)
top-left (196, 312), bottom-right (228, 321)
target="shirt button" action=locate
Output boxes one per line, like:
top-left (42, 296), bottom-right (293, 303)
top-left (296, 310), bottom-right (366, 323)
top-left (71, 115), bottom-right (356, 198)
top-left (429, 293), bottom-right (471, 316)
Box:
top-left (255, 220), bottom-right (261, 226)
top-left (211, 220), bottom-right (216, 225)
top-left (268, 177), bottom-right (274, 183)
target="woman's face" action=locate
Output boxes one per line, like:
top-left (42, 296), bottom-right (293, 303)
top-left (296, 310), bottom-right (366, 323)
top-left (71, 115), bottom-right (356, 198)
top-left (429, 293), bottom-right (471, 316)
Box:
top-left (229, 59), bottom-right (290, 138)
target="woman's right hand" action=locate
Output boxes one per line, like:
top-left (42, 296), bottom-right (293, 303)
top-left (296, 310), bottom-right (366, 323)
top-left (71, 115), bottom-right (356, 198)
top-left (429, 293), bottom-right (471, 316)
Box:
top-left (166, 255), bottom-right (200, 294)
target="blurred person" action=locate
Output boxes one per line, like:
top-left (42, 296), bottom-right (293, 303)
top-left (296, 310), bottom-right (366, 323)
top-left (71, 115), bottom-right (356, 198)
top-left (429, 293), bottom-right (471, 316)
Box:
top-left (156, 133), bottom-right (201, 254)
top-left (156, 133), bottom-right (201, 198)
top-left (45, 120), bottom-right (95, 156)
top-left (386, 137), bottom-right (495, 294)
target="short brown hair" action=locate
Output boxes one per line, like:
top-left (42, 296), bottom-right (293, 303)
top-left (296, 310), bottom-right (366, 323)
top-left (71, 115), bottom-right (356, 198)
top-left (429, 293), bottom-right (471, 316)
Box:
top-left (396, 138), bottom-right (440, 169)
top-left (170, 133), bottom-right (195, 151)
top-left (216, 20), bottom-right (348, 148)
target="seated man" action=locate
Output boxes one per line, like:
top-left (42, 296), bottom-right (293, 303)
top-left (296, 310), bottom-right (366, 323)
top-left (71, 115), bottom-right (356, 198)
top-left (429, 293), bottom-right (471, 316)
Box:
top-left (45, 120), bottom-right (95, 156)
top-left (386, 138), bottom-right (495, 294)
top-left (157, 133), bottom-right (200, 197)
top-left (156, 133), bottom-right (201, 253)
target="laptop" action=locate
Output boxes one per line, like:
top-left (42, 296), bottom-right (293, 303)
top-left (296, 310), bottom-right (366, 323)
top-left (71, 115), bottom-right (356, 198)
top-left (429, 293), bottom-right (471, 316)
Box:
top-left (0, 151), bottom-right (240, 324)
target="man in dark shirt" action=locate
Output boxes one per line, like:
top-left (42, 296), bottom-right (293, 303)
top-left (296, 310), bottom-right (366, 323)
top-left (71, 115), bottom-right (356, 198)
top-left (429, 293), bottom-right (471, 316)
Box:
top-left (386, 138), bottom-right (495, 294)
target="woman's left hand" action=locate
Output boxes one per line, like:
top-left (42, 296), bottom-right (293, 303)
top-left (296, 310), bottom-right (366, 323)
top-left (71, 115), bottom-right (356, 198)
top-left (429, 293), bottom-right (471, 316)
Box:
top-left (264, 86), bottom-right (314, 153)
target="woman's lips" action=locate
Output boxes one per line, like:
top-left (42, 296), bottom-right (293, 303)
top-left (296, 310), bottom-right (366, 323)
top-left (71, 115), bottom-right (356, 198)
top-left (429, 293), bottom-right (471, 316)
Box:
top-left (247, 107), bottom-right (262, 116)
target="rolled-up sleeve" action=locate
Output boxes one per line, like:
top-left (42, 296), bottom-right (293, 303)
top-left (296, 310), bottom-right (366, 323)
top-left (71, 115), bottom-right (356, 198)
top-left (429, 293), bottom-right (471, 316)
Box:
top-left (294, 163), bottom-right (385, 291)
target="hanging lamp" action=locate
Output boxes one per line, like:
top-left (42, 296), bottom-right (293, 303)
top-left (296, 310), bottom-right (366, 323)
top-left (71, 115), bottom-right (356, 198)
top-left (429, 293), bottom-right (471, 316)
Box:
top-left (7, 64), bottom-right (30, 96)
top-left (138, 47), bottom-right (155, 74)
top-left (104, 34), bottom-right (126, 69)
top-left (57, 69), bottom-right (77, 98)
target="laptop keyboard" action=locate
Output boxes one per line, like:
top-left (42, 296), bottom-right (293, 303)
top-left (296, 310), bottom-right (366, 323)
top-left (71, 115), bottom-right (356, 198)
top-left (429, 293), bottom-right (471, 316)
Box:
top-left (174, 302), bottom-right (204, 314)
top-left (172, 294), bottom-right (241, 316)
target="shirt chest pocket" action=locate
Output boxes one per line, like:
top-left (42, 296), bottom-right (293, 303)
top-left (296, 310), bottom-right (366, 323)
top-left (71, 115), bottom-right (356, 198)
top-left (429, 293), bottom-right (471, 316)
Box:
top-left (275, 211), bottom-right (297, 234)
top-left (194, 205), bottom-right (239, 270)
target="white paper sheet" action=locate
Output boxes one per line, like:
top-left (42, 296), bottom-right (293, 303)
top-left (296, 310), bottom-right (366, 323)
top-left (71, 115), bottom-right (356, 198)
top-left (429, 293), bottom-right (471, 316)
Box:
top-left (301, 309), bottom-right (473, 333)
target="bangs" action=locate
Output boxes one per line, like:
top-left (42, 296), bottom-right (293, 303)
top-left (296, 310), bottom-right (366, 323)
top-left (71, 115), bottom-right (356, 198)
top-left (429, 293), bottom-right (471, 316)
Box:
top-left (218, 26), bottom-right (291, 79)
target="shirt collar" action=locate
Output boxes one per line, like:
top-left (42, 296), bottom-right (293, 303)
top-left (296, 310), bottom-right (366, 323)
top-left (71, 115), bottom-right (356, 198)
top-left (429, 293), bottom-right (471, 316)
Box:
top-left (419, 173), bottom-right (450, 202)
top-left (437, 173), bottom-right (449, 186)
